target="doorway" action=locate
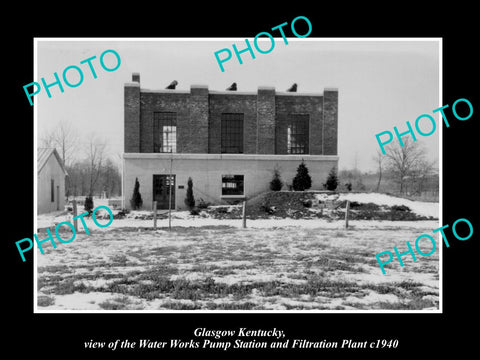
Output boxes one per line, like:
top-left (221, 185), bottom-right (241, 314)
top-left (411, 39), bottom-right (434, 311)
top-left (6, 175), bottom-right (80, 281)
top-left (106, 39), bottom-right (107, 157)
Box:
top-left (153, 174), bottom-right (175, 210)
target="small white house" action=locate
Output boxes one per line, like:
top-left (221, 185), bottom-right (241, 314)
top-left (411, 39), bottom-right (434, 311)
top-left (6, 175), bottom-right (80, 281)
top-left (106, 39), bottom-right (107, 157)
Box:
top-left (37, 148), bottom-right (68, 214)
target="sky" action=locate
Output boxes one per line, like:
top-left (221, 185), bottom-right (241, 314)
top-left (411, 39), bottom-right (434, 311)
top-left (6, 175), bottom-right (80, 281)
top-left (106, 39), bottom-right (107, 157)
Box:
top-left (36, 38), bottom-right (440, 172)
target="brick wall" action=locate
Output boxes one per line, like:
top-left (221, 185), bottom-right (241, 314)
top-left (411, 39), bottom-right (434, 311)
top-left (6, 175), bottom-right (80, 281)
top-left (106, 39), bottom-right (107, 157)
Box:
top-left (208, 93), bottom-right (257, 154)
top-left (139, 92), bottom-right (190, 153)
top-left (256, 87), bottom-right (276, 154)
top-left (275, 94), bottom-right (323, 155)
top-left (124, 74), bottom-right (338, 156)
top-left (124, 83), bottom-right (140, 152)
top-left (323, 89), bottom-right (338, 155)
top-left (189, 85), bottom-right (209, 153)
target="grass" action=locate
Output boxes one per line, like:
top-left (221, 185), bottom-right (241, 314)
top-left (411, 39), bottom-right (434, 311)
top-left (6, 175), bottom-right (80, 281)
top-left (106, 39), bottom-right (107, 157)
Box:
top-left (375, 297), bottom-right (436, 310)
top-left (36, 225), bottom-right (439, 310)
top-left (38, 295), bottom-right (55, 307)
top-left (98, 296), bottom-right (137, 310)
top-left (54, 279), bottom-right (90, 295)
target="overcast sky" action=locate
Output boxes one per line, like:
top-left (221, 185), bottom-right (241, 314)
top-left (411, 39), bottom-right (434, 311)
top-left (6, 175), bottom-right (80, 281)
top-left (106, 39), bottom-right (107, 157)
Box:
top-left (36, 38), bottom-right (440, 172)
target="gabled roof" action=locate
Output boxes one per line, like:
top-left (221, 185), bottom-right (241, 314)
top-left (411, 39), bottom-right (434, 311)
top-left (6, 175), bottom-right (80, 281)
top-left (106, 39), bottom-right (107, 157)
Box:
top-left (37, 148), bottom-right (68, 175)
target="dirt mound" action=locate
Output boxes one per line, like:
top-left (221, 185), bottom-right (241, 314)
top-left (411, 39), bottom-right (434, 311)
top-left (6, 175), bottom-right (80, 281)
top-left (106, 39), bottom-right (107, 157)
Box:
top-left (246, 191), bottom-right (324, 219)
top-left (204, 191), bottom-right (437, 221)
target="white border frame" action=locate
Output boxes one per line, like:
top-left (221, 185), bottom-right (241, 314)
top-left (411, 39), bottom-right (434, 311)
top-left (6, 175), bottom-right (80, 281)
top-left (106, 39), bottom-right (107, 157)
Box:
top-left (33, 37), bottom-right (443, 314)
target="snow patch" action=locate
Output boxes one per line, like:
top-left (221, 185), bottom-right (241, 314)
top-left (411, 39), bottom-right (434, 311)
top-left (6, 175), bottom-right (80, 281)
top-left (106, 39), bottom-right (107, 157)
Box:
top-left (314, 192), bottom-right (438, 218)
top-left (337, 192), bottom-right (438, 218)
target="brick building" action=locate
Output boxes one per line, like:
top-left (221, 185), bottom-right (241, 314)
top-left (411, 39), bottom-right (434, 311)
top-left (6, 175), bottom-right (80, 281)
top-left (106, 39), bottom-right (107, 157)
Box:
top-left (123, 73), bottom-right (338, 210)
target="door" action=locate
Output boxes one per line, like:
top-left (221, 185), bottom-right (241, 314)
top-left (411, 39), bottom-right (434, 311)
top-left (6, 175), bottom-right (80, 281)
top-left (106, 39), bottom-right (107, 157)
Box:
top-left (153, 174), bottom-right (175, 210)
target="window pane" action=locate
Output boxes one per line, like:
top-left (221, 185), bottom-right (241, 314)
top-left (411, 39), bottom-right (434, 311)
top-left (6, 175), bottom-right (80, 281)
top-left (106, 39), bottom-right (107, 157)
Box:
top-left (221, 113), bottom-right (244, 153)
top-left (222, 175), bottom-right (244, 195)
top-left (162, 126), bottom-right (177, 152)
top-left (287, 114), bottom-right (309, 154)
top-left (154, 112), bottom-right (177, 153)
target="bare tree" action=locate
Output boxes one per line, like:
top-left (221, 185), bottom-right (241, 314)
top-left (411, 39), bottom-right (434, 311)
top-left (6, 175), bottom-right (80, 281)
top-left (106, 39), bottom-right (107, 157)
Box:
top-left (101, 158), bottom-right (121, 198)
top-left (373, 150), bottom-right (384, 192)
top-left (384, 138), bottom-right (426, 195)
top-left (85, 135), bottom-right (107, 196)
top-left (40, 120), bottom-right (80, 201)
top-left (39, 130), bottom-right (55, 148)
top-left (66, 162), bottom-right (80, 198)
top-left (39, 120), bottom-right (79, 167)
top-left (409, 158), bottom-right (438, 196)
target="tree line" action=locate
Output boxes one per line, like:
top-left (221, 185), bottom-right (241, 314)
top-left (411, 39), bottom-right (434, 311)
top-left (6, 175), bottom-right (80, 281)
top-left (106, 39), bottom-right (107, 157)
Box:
top-left (40, 120), bottom-right (121, 199)
top-left (372, 137), bottom-right (438, 198)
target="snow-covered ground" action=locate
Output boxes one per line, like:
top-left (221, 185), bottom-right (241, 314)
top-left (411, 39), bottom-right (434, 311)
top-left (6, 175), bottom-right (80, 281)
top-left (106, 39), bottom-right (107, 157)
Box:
top-left (36, 225), bottom-right (439, 311)
top-left (35, 193), bottom-right (440, 311)
top-left (37, 211), bottom-right (439, 232)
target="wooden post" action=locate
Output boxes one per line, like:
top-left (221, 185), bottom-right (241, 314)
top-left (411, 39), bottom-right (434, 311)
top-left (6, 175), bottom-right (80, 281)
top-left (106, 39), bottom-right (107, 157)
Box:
top-left (242, 200), bottom-right (247, 228)
top-left (72, 200), bottom-right (78, 231)
top-left (153, 201), bottom-right (157, 230)
top-left (345, 200), bottom-right (350, 229)
top-left (168, 152), bottom-right (173, 232)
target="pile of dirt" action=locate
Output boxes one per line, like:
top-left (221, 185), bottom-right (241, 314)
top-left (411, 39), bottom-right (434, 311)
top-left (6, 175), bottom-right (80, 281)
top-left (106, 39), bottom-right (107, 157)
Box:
top-left (245, 191), bottom-right (322, 219)
top-left (202, 192), bottom-right (319, 220)
top-left (204, 191), bottom-right (436, 221)
top-left (104, 192), bottom-right (436, 221)
top-left (203, 206), bottom-right (243, 220)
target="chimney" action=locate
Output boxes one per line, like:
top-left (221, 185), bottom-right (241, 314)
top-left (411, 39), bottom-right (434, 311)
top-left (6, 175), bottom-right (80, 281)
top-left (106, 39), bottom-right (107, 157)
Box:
top-left (132, 73), bottom-right (140, 83)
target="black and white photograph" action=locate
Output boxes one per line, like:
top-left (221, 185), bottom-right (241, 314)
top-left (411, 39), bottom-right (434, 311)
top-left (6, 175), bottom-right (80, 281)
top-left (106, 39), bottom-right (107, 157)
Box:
top-left (7, 7), bottom-right (478, 356)
top-left (34, 38), bottom-right (441, 312)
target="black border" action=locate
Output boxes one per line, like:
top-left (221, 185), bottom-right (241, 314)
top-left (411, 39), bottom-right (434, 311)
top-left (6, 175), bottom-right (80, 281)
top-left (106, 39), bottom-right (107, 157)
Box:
top-left (7, 5), bottom-right (478, 357)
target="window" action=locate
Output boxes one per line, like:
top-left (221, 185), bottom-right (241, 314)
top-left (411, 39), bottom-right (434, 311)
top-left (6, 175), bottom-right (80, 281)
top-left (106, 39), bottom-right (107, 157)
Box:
top-left (221, 113), bottom-right (244, 153)
top-left (154, 112), bottom-right (177, 153)
top-left (287, 114), bottom-right (309, 154)
top-left (222, 175), bottom-right (244, 196)
top-left (51, 179), bottom-right (54, 202)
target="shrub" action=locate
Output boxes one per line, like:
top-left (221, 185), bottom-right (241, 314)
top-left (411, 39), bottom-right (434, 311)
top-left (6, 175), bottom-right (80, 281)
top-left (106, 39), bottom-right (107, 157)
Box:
top-left (325, 167), bottom-right (338, 191)
top-left (292, 160), bottom-right (312, 191)
top-left (84, 195), bottom-right (94, 214)
top-left (269, 168), bottom-right (283, 191)
top-left (345, 182), bottom-right (352, 191)
top-left (184, 177), bottom-right (195, 210)
top-left (130, 177), bottom-right (143, 210)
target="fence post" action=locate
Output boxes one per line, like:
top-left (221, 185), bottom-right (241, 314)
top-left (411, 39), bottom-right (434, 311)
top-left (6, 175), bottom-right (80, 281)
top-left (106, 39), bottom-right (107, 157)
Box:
top-left (345, 200), bottom-right (350, 229)
top-left (72, 200), bottom-right (78, 231)
top-left (242, 200), bottom-right (247, 228)
top-left (153, 201), bottom-right (157, 230)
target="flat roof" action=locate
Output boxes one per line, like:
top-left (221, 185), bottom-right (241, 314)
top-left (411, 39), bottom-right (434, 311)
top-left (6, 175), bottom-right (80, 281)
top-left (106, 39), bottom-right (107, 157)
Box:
top-left (137, 88), bottom-right (327, 96)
